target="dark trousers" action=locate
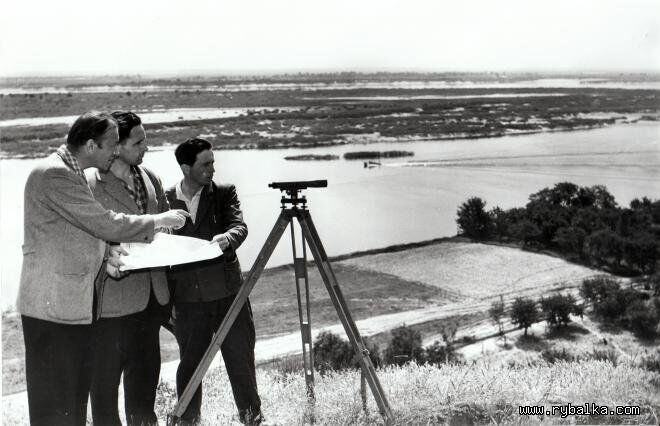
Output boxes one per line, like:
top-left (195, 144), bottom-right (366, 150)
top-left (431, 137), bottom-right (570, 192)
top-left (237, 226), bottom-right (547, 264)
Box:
top-left (22, 315), bottom-right (94, 426)
top-left (175, 296), bottom-right (261, 423)
top-left (90, 292), bottom-right (167, 426)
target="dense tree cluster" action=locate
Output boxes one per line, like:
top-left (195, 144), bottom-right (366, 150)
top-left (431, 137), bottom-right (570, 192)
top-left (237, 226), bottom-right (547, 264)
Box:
top-left (456, 182), bottom-right (659, 274)
top-left (580, 275), bottom-right (660, 337)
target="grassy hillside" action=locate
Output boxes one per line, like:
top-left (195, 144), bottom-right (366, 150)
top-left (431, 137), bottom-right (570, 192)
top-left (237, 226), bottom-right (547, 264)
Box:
top-left (151, 361), bottom-right (659, 425)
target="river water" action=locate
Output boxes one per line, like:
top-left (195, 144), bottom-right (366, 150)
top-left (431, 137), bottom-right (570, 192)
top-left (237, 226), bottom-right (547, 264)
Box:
top-left (1, 122), bottom-right (658, 308)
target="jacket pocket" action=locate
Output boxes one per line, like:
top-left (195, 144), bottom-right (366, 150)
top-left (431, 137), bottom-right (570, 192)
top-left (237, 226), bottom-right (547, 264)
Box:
top-left (224, 256), bottom-right (244, 292)
top-left (46, 272), bottom-right (92, 322)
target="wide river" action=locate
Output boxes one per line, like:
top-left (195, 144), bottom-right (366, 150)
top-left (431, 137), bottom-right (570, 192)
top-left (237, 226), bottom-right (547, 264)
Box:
top-left (1, 122), bottom-right (659, 309)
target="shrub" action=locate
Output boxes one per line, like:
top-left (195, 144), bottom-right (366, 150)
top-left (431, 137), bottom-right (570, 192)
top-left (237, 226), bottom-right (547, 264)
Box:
top-left (510, 297), bottom-right (540, 336)
top-left (456, 197), bottom-right (494, 240)
top-left (384, 325), bottom-right (425, 366)
top-left (425, 340), bottom-right (459, 365)
top-left (580, 276), bottom-right (620, 303)
top-left (313, 332), bottom-right (382, 374)
top-left (350, 338), bottom-right (382, 369)
top-left (624, 300), bottom-right (659, 338)
top-left (541, 348), bottom-right (576, 363)
top-left (314, 331), bottom-right (354, 374)
top-left (638, 348), bottom-right (660, 372)
top-left (539, 293), bottom-right (580, 328)
top-left (594, 287), bottom-right (645, 322)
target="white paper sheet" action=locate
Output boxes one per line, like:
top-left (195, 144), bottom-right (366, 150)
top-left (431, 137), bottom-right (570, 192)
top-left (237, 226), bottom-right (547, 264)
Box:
top-left (119, 233), bottom-right (223, 271)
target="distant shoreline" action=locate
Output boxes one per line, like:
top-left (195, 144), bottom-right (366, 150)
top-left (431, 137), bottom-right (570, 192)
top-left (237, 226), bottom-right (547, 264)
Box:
top-left (2, 118), bottom-right (658, 160)
top-left (2, 83), bottom-right (658, 159)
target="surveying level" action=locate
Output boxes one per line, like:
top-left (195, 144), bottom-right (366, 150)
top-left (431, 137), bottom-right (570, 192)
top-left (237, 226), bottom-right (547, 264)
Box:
top-left (168, 180), bottom-right (393, 425)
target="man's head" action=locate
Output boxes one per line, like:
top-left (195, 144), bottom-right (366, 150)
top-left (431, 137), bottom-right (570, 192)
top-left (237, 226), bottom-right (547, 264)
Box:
top-left (111, 111), bottom-right (148, 166)
top-left (66, 111), bottom-right (119, 171)
top-left (174, 138), bottom-right (214, 187)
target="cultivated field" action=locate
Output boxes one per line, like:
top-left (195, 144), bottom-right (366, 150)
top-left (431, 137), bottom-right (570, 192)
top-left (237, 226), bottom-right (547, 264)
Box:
top-left (341, 241), bottom-right (601, 301)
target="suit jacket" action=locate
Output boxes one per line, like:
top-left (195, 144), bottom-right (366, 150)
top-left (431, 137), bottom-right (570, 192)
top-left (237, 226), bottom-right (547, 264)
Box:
top-left (165, 182), bottom-right (247, 303)
top-left (17, 153), bottom-right (155, 324)
top-left (87, 166), bottom-right (170, 318)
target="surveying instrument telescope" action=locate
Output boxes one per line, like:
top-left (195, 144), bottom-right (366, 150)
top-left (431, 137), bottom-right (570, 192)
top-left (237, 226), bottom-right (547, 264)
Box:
top-left (168, 180), bottom-right (394, 425)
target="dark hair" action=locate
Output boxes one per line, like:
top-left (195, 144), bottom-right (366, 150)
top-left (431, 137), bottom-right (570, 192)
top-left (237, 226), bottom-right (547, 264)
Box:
top-left (110, 111), bottom-right (142, 142)
top-left (66, 111), bottom-right (116, 149)
top-left (175, 138), bottom-right (212, 166)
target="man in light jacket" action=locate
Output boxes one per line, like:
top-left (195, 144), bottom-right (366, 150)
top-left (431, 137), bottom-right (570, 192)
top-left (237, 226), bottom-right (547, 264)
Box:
top-left (87, 111), bottom-right (171, 426)
top-left (17, 111), bottom-right (188, 426)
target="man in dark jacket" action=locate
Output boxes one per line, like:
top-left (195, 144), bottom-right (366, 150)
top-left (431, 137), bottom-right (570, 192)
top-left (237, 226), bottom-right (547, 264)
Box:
top-left (166, 138), bottom-right (262, 425)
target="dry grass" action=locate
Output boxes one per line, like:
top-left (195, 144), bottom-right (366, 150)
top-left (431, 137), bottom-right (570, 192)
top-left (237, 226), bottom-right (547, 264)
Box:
top-left (146, 361), bottom-right (660, 425)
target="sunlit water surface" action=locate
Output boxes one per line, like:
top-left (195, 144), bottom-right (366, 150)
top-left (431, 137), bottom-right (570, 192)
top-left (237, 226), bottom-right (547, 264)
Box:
top-left (1, 122), bottom-right (658, 308)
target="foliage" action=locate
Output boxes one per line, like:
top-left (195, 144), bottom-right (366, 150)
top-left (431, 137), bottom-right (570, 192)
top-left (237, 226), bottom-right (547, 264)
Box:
top-left (459, 182), bottom-right (658, 275)
top-left (343, 150), bottom-right (414, 160)
top-left (637, 348), bottom-right (660, 372)
top-left (541, 348), bottom-right (576, 363)
top-left (488, 296), bottom-right (507, 344)
top-left (580, 276), bottom-right (621, 303)
top-left (384, 325), bottom-right (425, 366)
top-left (424, 340), bottom-right (459, 365)
top-left (314, 331), bottom-right (355, 374)
top-left (539, 293), bottom-right (581, 328)
top-left (314, 331), bottom-right (382, 374)
top-left (510, 297), bottom-right (540, 336)
top-left (351, 338), bottom-right (383, 370)
top-left (488, 207), bottom-right (509, 241)
top-left (553, 226), bottom-right (587, 256)
top-left (624, 300), bottom-right (659, 338)
top-left (456, 197), bottom-right (493, 240)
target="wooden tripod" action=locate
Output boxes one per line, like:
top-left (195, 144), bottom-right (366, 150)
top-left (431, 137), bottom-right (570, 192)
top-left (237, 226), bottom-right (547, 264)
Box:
top-left (168, 182), bottom-right (393, 424)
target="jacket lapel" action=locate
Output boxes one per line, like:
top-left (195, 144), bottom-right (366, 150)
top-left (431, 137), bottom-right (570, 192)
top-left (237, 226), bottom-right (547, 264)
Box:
top-left (191, 185), bottom-right (212, 233)
top-left (138, 167), bottom-right (158, 213)
top-left (99, 172), bottom-right (139, 214)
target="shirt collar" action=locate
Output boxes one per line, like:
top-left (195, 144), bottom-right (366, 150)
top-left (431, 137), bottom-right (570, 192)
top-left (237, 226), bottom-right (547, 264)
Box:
top-left (176, 180), bottom-right (207, 203)
top-left (55, 144), bottom-right (85, 181)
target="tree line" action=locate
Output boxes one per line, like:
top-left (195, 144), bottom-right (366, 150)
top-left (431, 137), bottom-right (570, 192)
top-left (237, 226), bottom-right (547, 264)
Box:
top-left (456, 182), bottom-right (659, 275)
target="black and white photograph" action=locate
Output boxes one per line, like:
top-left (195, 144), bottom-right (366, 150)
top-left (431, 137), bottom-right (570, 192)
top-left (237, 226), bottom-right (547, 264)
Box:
top-left (1, 0), bottom-right (659, 424)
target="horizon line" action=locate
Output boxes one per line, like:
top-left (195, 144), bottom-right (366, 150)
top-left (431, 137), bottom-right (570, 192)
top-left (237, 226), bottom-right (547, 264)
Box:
top-left (2, 68), bottom-right (660, 80)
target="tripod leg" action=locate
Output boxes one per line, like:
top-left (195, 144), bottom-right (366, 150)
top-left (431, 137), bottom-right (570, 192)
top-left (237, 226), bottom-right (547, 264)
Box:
top-left (297, 211), bottom-right (394, 425)
top-left (169, 211), bottom-right (291, 421)
top-left (290, 221), bottom-right (315, 399)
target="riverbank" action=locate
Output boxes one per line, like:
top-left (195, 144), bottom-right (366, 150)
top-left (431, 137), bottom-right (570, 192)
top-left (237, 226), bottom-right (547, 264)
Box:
top-left (1, 85), bottom-right (658, 158)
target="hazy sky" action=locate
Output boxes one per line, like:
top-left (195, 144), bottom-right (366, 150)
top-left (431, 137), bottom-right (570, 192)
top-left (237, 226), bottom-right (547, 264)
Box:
top-left (1, 0), bottom-right (659, 76)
